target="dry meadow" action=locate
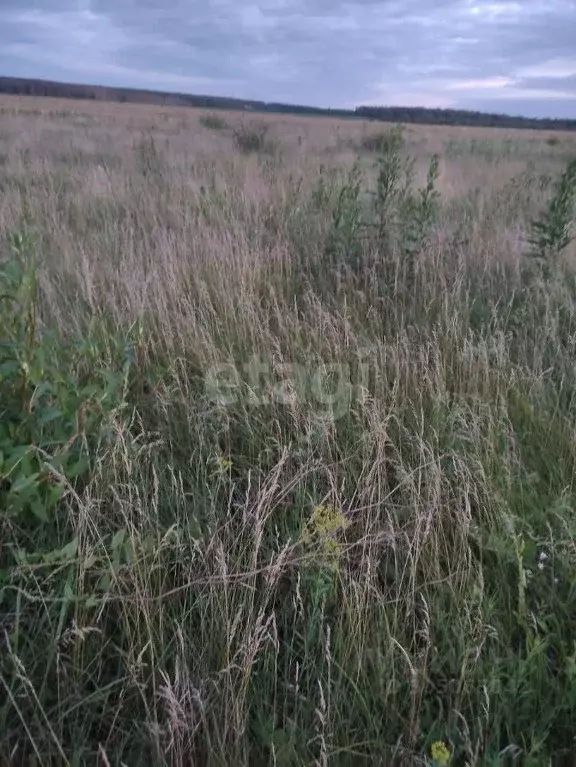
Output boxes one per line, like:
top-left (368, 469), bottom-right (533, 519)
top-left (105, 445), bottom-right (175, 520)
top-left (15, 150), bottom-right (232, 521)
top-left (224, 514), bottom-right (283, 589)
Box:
top-left (2, 94), bottom-right (576, 765)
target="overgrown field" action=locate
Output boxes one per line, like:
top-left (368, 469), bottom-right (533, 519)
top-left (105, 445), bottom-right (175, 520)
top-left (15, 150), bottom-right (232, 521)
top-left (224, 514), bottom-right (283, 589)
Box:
top-left (2, 96), bottom-right (576, 765)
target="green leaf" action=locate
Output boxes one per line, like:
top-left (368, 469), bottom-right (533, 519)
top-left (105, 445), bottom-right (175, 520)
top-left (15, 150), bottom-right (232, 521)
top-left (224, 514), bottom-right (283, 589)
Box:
top-left (10, 472), bottom-right (40, 495)
top-left (13, 549), bottom-right (28, 565)
top-left (0, 361), bottom-right (21, 377)
top-left (123, 538), bottom-right (135, 564)
top-left (48, 484), bottom-right (64, 506)
top-left (66, 456), bottom-right (90, 479)
top-left (60, 538), bottom-right (79, 560)
top-left (30, 380), bottom-right (54, 399)
top-left (30, 498), bottom-right (49, 523)
top-left (84, 553), bottom-right (98, 569)
top-left (5, 445), bottom-right (31, 466)
top-left (48, 452), bottom-right (72, 469)
top-left (111, 528), bottom-right (126, 551)
top-left (97, 573), bottom-right (111, 592)
top-left (37, 407), bottom-right (64, 425)
top-left (63, 581), bottom-right (75, 601)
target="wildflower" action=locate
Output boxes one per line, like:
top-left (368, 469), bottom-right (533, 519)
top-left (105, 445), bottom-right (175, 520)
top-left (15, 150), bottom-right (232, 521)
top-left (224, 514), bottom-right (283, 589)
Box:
top-left (539, 551), bottom-right (548, 562)
top-left (215, 456), bottom-right (233, 472)
top-left (322, 536), bottom-right (342, 558)
top-left (301, 504), bottom-right (349, 544)
top-left (301, 504), bottom-right (350, 570)
top-left (430, 740), bottom-right (451, 766)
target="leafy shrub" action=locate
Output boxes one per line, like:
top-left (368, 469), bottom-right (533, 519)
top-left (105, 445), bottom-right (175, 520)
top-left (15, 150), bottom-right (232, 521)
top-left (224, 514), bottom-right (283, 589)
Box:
top-left (401, 153), bottom-right (441, 255)
top-left (200, 113), bottom-right (229, 131)
top-left (134, 133), bottom-right (163, 177)
top-left (326, 163), bottom-right (364, 262)
top-left (361, 127), bottom-right (406, 153)
top-left (0, 245), bottom-right (129, 541)
top-left (527, 157), bottom-right (576, 273)
top-left (370, 125), bottom-right (415, 243)
top-left (232, 122), bottom-right (275, 154)
top-left (311, 128), bottom-right (441, 291)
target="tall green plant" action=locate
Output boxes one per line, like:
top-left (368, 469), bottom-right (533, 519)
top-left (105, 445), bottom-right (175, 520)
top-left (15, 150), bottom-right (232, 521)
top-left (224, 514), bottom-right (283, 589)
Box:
top-left (527, 158), bottom-right (576, 275)
top-left (368, 129), bottom-right (440, 264)
top-left (326, 162), bottom-right (364, 270)
top-left (401, 153), bottom-right (441, 255)
top-left (134, 133), bottom-right (163, 177)
top-left (0, 252), bottom-right (129, 530)
top-left (232, 122), bottom-right (274, 154)
top-left (200, 113), bottom-right (229, 131)
top-left (371, 125), bottom-right (413, 244)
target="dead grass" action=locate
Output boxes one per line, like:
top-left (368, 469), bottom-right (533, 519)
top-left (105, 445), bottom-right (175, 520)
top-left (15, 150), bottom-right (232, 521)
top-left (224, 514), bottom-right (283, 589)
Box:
top-left (1, 95), bottom-right (576, 765)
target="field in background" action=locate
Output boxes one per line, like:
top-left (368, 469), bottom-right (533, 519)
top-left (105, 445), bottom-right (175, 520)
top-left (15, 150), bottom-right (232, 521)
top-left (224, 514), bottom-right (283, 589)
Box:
top-left (2, 95), bottom-right (576, 765)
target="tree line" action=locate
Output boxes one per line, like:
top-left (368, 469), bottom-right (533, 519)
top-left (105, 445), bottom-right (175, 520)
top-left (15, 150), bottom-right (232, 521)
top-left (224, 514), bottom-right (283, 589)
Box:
top-left (1, 76), bottom-right (575, 131)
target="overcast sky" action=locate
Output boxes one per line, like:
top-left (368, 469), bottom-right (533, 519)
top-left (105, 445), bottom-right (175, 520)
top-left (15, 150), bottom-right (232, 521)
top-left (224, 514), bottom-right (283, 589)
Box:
top-left (1, 1), bottom-right (576, 118)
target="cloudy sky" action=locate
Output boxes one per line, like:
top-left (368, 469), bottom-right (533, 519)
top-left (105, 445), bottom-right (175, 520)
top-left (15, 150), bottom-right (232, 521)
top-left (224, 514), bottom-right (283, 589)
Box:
top-left (1, 0), bottom-right (576, 118)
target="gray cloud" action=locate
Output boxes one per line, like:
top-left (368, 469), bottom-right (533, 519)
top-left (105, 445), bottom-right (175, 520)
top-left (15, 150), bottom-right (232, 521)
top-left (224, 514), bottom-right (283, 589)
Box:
top-left (1, 0), bottom-right (576, 117)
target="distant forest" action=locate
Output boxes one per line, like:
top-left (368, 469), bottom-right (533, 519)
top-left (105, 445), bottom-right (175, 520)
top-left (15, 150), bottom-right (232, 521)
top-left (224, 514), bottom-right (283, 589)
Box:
top-left (1, 75), bottom-right (575, 131)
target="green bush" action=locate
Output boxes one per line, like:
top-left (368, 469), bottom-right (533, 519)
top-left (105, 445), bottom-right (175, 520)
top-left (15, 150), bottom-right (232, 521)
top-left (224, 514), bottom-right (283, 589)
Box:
top-left (232, 122), bottom-right (275, 154)
top-left (401, 153), bottom-right (441, 255)
top-left (200, 113), bottom-right (229, 131)
top-left (361, 127), bottom-right (406, 153)
top-left (6, 107), bottom-right (576, 765)
top-left (0, 242), bottom-right (130, 552)
top-left (309, 127), bottom-right (441, 290)
top-left (133, 133), bottom-right (163, 177)
top-left (527, 157), bottom-right (576, 274)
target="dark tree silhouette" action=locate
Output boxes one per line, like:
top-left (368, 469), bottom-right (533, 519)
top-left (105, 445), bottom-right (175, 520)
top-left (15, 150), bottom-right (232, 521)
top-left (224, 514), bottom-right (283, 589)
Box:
top-left (1, 76), bottom-right (575, 131)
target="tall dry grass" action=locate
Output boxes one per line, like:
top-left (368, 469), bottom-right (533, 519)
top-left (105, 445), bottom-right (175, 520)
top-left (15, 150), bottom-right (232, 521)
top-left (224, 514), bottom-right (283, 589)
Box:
top-left (1, 96), bottom-right (576, 765)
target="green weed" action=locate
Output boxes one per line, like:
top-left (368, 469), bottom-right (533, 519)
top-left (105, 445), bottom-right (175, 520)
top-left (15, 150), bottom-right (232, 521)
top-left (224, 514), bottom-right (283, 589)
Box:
top-left (232, 122), bottom-right (276, 154)
top-left (200, 113), bottom-right (229, 131)
top-left (527, 157), bottom-right (576, 273)
top-left (2, 108), bottom-right (576, 766)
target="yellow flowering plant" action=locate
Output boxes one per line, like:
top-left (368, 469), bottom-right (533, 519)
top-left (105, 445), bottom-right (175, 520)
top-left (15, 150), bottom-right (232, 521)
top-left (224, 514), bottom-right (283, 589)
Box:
top-left (214, 455), bottom-right (233, 473)
top-left (301, 503), bottom-right (350, 570)
top-left (430, 740), bottom-right (451, 766)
